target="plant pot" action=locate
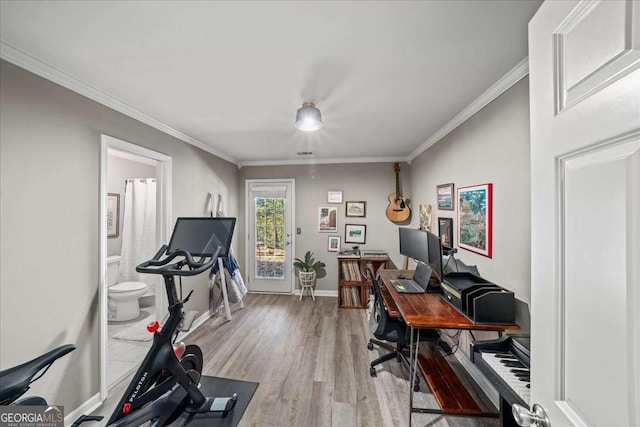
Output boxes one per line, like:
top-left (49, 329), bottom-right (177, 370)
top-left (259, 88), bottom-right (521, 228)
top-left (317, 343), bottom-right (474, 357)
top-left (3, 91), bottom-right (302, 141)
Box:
top-left (298, 270), bottom-right (317, 301)
top-left (298, 270), bottom-right (316, 285)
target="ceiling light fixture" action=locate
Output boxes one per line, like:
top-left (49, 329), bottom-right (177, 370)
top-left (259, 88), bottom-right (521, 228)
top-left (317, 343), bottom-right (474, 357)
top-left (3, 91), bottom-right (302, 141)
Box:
top-left (295, 102), bottom-right (323, 131)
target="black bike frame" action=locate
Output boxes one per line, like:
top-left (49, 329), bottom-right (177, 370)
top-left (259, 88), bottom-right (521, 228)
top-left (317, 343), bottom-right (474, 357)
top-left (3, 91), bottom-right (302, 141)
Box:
top-left (107, 274), bottom-right (206, 425)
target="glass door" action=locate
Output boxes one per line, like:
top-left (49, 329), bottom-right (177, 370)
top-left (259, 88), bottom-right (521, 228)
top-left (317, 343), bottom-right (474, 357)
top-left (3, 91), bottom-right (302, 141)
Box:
top-left (246, 180), bottom-right (294, 293)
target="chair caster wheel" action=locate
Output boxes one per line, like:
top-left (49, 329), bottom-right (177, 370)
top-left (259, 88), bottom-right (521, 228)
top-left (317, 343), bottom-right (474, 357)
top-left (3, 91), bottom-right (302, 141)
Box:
top-left (414, 383), bottom-right (420, 392)
top-left (370, 367), bottom-right (377, 377)
top-left (367, 342), bottom-right (374, 351)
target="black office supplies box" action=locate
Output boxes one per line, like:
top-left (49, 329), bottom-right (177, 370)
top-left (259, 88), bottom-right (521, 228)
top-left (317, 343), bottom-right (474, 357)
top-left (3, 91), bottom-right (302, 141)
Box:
top-left (441, 272), bottom-right (515, 324)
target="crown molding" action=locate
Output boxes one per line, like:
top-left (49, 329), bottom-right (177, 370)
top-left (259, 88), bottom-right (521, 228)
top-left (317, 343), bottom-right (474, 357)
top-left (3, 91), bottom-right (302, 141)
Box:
top-left (408, 57), bottom-right (529, 161)
top-left (2, 39), bottom-right (528, 167)
top-left (238, 155), bottom-right (410, 168)
top-left (0, 41), bottom-right (238, 165)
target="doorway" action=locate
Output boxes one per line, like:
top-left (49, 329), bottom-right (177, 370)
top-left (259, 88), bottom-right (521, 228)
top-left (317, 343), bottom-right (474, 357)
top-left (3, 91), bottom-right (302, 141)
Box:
top-left (99, 135), bottom-right (172, 400)
top-left (245, 179), bottom-right (295, 293)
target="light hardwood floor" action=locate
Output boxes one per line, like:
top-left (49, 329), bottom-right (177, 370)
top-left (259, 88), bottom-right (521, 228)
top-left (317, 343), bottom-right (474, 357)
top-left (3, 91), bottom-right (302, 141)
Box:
top-left (95, 294), bottom-right (498, 427)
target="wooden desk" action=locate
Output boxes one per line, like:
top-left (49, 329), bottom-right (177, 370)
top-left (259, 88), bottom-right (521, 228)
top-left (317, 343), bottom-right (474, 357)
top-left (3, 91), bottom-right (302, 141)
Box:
top-left (378, 269), bottom-right (519, 426)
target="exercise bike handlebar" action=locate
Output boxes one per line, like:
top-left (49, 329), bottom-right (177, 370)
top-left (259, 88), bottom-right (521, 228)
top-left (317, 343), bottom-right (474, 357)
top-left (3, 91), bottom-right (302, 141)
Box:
top-left (136, 245), bottom-right (221, 276)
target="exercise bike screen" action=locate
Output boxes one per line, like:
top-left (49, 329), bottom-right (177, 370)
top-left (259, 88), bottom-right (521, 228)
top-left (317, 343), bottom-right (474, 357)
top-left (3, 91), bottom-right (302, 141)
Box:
top-left (167, 217), bottom-right (236, 257)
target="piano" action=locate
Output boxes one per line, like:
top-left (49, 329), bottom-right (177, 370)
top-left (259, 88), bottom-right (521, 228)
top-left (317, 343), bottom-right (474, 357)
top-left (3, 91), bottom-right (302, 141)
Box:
top-left (471, 335), bottom-right (530, 427)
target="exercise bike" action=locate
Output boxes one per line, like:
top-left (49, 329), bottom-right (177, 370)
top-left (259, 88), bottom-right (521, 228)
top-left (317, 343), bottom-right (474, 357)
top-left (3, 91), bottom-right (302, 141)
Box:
top-left (0, 344), bottom-right (103, 426)
top-left (106, 216), bottom-right (238, 426)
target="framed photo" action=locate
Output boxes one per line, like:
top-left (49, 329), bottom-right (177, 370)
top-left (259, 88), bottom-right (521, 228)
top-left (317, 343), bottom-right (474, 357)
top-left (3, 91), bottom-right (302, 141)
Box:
top-left (328, 236), bottom-right (341, 252)
top-left (107, 193), bottom-right (120, 238)
top-left (437, 183), bottom-right (455, 210)
top-left (327, 190), bottom-right (343, 204)
top-left (419, 204), bottom-right (432, 231)
top-left (318, 206), bottom-right (338, 233)
top-left (345, 224), bottom-right (366, 244)
top-left (457, 183), bottom-right (492, 258)
top-left (438, 217), bottom-right (454, 250)
top-left (345, 201), bottom-right (366, 217)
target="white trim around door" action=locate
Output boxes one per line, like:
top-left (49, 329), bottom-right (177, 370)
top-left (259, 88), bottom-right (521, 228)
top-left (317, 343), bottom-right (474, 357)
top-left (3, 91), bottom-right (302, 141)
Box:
top-left (245, 179), bottom-right (295, 294)
top-left (99, 134), bottom-right (172, 401)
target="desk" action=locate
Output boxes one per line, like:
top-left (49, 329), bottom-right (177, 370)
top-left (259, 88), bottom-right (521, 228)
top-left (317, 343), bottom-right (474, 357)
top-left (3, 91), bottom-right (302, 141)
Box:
top-left (378, 269), bottom-right (519, 426)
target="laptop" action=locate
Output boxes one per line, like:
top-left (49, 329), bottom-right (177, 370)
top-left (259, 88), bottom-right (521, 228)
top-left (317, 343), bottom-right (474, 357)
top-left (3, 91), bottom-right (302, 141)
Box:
top-left (391, 263), bottom-right (432, 294)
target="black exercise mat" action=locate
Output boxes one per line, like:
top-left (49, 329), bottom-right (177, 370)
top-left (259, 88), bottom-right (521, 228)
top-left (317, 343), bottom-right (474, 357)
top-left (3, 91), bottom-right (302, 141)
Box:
top-left (171, 376), bottom-right (258, 427)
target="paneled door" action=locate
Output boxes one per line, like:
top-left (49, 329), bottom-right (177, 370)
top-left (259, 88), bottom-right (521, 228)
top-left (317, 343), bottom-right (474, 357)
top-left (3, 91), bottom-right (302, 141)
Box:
top-left (528, 1), bottom-right (639, 426)
top-left (246, 179), bottom-right (295, 293)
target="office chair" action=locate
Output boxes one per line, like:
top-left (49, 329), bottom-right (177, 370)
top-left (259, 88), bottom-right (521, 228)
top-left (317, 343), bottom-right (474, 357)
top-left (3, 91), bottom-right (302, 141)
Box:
top-left (364, 268), bottom-right (438, 391)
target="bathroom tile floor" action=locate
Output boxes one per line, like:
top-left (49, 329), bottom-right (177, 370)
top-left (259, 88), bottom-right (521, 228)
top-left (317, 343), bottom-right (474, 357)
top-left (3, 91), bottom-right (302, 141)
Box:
top-left (107, 308), bottom-right (155, 389)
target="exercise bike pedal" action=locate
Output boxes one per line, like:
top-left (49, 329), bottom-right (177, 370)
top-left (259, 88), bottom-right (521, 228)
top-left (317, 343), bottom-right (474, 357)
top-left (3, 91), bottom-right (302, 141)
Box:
top-left (184, 393), bottom-right (238, 417)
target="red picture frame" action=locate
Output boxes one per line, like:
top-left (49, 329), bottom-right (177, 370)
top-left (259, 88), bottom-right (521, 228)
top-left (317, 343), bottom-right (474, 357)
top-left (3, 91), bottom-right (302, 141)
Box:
top-left (457, 183), bottom-right (492, 258)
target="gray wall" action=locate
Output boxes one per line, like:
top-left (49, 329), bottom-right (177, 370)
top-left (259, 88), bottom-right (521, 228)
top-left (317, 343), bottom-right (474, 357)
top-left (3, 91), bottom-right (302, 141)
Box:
top-left (106, 156), bottom-right (156, 257)
top-left (409, 77), bottom-right (531, 350)
top-left (0, 60), bottom-right (240, 411)
top-left (239, 163), bottom-right (411, 291)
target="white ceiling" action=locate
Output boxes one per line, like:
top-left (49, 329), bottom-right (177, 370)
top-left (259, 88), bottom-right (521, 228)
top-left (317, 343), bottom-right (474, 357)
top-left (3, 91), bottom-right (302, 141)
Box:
top-left (0, 1), bottom-right (541, 166)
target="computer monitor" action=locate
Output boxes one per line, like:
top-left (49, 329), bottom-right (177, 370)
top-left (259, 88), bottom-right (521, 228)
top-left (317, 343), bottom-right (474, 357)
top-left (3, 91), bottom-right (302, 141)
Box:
top-left (398, 227), bottom-right (430, 264)
top-left (426, 230), bottom-right (444, 281)
top-left (167, 217), bottom-right (236, 257)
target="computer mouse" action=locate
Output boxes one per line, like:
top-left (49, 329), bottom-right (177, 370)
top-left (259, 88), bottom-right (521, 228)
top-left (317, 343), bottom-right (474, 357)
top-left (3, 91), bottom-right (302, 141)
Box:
top-left (397, 274), bottom-right (406, 279)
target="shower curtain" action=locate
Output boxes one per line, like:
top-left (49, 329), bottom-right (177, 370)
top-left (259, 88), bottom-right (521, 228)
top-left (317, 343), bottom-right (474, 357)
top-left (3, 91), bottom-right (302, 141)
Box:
top-left (117, 179), bottom-right (157, 286)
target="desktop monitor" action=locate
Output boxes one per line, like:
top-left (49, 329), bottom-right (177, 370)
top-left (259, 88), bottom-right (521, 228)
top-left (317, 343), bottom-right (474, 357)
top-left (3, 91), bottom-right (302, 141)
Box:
top-left (398, 227), bottom-right (430, 264)
top-left (426, 230), bottom-right (444, 281)
top-left (167, 217), bottom-right (236, 257)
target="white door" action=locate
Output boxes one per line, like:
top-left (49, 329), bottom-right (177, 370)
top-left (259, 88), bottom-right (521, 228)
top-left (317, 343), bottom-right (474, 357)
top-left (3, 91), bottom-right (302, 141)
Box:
top-left (246, 179), bottom-right (295, 293)
top-left (529, 1), bottom-right (640, 425)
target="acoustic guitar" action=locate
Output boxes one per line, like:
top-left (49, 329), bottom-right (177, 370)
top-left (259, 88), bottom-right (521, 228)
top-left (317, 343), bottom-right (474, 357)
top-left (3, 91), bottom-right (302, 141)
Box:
top-left (386, 163), bottom-right (411, 222)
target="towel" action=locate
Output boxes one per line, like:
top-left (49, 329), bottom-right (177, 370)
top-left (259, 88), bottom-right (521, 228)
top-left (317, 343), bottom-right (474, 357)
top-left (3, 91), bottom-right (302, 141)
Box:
top-left (210, 251), bottom-right (248, 305)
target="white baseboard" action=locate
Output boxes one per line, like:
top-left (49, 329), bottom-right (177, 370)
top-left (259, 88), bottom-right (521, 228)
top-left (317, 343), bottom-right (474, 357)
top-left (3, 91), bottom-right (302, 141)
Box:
top-left (293, 289), bottom-right (338, 298)
top-left (454, 352), bottom-right (499, 409)
top-left (64, 393), bottom-right (102, 426)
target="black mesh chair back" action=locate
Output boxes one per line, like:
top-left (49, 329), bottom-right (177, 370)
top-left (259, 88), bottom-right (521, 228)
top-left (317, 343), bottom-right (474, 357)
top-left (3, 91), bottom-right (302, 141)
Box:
top-left (364, 267), bottom-right (405, 342)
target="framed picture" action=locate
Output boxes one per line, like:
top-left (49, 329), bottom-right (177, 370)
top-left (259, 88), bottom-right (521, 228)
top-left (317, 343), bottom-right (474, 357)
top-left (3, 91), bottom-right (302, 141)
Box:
top-left (327, 190), bottom-right (343, 203)
top-left (437, 183), bottom-right (455, 210)
top-left (345, 201), bottom-right (366, 217)
top-left (328, 236), bottom-right (341, 252)
top-left (345, 224), bottom-right (366, 244)
top-left (438, 217), bottom-right (454, 250)
top-left (107, 193), bottom-right (120, 238)
top-left (419, 204), bottom-right (432, 231)
top-left (318, 206), bottom-right (338, 232)
top-left (457, 183), bottom-right (492, 258)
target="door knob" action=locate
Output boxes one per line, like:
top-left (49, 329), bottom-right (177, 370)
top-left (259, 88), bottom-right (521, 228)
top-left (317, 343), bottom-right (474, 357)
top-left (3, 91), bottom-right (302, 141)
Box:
top-left (512, 403), bottom-right (550, 427)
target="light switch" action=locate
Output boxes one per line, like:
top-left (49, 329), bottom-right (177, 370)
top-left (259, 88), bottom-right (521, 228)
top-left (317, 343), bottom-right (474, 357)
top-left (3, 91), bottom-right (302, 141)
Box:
top-left (297, 228), bottom-right (301, 234)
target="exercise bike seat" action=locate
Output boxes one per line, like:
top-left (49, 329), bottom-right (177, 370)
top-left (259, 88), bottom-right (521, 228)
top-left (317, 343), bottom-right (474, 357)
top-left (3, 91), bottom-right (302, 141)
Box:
top-left (0, 344), bottom-right (75, 405)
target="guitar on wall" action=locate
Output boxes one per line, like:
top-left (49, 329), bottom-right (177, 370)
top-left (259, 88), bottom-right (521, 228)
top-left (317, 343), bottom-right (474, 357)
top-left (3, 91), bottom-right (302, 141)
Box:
top-left (386, 162), bottom-right (411, 222)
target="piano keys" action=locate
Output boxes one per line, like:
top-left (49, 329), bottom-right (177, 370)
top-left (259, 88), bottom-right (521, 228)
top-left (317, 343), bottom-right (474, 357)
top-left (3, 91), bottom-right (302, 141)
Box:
top-left (471, 335), bottom-right (530, 427)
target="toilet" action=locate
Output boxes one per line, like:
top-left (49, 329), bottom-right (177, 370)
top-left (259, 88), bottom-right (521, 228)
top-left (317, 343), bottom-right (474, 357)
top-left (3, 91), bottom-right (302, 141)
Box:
top-left (107, 255), bottom-right (148, 321)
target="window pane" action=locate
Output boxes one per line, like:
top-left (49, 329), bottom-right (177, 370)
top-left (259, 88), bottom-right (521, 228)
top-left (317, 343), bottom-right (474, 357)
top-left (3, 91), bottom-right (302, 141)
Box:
top-left (255, 197), bottom-right (285, 279)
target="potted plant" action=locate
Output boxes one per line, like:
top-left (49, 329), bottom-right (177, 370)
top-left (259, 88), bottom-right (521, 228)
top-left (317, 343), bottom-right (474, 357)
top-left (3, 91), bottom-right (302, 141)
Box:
top-left (294, 250), bottom-right (326, 285)
top-left (294, 251), bottom-right (325, 300)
